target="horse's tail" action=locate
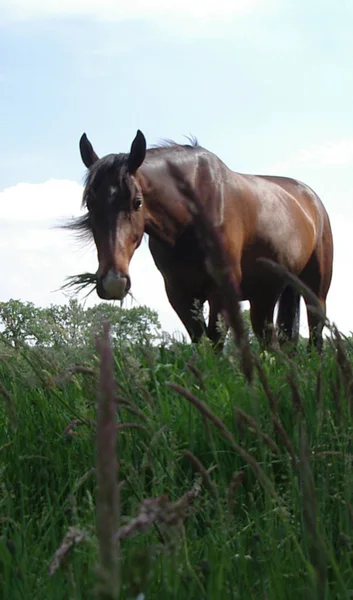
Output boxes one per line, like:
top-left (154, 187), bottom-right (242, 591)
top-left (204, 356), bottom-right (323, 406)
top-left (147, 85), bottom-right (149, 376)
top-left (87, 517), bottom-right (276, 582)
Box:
top-left (276, 285), bottom-right (301, 342)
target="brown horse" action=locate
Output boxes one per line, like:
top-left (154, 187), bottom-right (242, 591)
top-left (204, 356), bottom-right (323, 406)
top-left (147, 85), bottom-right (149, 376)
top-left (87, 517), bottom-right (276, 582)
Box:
top-left (71, 130), bottom-right (333, 351)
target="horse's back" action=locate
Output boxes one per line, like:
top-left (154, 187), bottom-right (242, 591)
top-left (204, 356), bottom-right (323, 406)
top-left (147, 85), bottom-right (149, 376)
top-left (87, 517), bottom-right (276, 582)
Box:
top-left (257, 174), bottom-right (333, 259)
top-left (224, 171), bottom-right (331, 245)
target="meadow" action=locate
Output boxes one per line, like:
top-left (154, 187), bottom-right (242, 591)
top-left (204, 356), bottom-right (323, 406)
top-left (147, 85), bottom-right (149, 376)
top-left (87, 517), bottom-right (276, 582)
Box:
top-left (1, 306), bottom-right (353, 600)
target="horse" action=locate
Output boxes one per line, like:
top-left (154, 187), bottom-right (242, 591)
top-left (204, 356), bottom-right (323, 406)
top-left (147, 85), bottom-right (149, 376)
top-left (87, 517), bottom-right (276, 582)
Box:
top-left (70, 130), bottom-right (333, 351)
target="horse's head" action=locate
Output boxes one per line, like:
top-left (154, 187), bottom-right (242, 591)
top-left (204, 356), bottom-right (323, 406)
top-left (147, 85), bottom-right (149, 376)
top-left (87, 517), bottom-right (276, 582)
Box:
top-left (79, 130), bottom-right (147, 300)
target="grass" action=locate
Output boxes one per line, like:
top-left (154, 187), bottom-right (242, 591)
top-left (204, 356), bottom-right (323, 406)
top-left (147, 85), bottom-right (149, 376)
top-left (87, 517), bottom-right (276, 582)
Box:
top-left (1, 332), bottom-right (353, 600)
top-left (60, 272), bottom-right (97, 298)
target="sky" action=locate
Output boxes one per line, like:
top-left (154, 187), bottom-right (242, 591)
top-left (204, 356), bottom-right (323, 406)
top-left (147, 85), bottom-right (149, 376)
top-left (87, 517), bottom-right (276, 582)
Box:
top-left (1, 0), bottom-right (353, 339)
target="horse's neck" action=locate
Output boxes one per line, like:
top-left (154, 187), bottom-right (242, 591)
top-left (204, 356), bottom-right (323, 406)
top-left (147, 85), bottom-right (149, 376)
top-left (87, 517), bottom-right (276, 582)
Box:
top-left (140, 149), bottom-right (229, 243)
top-left (140, 161), bottom-right (194, 245)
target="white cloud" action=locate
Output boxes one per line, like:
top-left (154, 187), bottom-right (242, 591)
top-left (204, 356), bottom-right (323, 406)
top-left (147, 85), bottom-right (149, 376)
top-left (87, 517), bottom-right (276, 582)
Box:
top-left (2, 0), bottom-right (275, 23)
top-left (298, 139), bottom-right (353, 167)
top-left (271, 139), bottom-right (353, 172)
top-left (0, 179), bottom-right (83, 222)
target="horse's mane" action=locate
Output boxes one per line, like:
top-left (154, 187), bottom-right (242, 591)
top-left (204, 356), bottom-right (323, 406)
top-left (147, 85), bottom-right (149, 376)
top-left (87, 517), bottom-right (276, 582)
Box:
top-left (150, 135), bottom-right (199, 150)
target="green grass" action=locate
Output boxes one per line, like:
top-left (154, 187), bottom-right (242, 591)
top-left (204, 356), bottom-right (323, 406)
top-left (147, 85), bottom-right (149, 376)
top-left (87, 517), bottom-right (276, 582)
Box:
top-left (1, 335), bottom-right (353, 599)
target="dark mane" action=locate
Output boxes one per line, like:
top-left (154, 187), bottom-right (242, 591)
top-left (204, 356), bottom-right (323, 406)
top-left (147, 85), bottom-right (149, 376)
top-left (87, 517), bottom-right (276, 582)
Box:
top-left (61, 153), bottom-right (129, 241)
top-left (62, 212), bottom-right (92, 243)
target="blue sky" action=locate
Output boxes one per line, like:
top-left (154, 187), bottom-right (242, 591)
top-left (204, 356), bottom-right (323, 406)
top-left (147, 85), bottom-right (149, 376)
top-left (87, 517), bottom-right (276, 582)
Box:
top-left (1, 0), bottom-right (353, 338)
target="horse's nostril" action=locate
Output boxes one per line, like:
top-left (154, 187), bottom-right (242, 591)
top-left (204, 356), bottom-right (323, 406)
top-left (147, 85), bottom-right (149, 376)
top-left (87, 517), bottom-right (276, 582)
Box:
top-left (96, 277), bottom-right (107, 299)
top-left (124, 274), bottom-right (131, 292)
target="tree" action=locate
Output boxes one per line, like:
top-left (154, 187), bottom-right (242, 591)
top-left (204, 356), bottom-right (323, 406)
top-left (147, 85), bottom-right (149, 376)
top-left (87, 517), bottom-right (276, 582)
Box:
top-left (0, 299), bottom-right (161, 350)
top-left (0, 300), bottom-right (51, 348)
top-left (85, 303), bottom-right (161, 346)
top-left (44, 299), bottom-right (87, 347)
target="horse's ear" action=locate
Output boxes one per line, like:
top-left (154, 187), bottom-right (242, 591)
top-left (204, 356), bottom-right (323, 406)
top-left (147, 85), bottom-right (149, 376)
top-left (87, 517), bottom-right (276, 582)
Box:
top-left (79, 133), bottom-right (99, 168)
top-left (127, 130), bottom-right (146, 174)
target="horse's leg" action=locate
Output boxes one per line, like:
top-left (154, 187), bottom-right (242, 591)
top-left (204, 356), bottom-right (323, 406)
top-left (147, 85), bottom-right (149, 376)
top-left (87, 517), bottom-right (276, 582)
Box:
top-left (276, 286), bottom-right (301, 347)
top-left (300, 247), bottom-right (332, 353)
top-left (303, 283), bottom-right (326, 353)
top-left (249, 294), bottom-right (278, 348)
top-left (165, 285), bottom-right (206, 343)
top-left (207, 293), bottom-right (228, 352)
top-left (306, 299), bottom-right (326, 352)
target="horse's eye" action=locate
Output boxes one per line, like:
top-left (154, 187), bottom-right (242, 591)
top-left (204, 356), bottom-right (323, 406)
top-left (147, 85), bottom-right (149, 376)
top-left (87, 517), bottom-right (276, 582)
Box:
top-left (134, 197), bottom-right (142, 211)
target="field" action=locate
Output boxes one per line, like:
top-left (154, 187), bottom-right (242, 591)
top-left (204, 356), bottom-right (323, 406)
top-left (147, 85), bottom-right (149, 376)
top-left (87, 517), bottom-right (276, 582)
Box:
top-left (1, 323), bottom-right (353, 600)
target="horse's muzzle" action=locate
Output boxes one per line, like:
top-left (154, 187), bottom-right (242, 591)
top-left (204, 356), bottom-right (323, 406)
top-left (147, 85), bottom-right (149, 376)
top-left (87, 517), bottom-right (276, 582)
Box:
top-left (97, 270), bottom-right (131, 300)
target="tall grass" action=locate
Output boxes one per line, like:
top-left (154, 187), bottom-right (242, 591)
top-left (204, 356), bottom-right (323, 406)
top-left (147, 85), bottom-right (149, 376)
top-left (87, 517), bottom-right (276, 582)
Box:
top-left (1, 333), bottom-right (353, 599)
